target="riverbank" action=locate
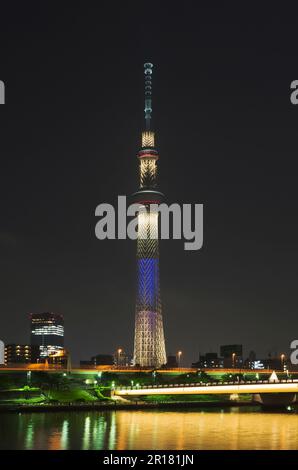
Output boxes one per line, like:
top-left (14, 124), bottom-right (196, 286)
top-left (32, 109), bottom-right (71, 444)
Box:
top-left (0, 399), bottom-right (260, 413)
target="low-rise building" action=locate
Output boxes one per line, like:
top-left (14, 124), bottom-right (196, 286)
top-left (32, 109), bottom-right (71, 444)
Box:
top-left (192, 352), bottom-right (224, 369)
top-left (4, 344), bottom-right (39, 364)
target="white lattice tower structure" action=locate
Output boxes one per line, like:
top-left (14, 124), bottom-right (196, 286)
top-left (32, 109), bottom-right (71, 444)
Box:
top-left (132, 63), bottom-right (166, 368)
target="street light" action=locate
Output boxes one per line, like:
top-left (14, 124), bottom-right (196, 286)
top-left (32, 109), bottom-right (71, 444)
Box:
top-left (27, 371), bottom-right (31, 386)
top-left (280, 354), bottom-right (285, 371)
top-left (117, 348), bottom-right (122, 366)
top-left (152, 370), bottom-right (156, 384)
top-left (232, 353), bottom-right (236, 369)
top-left (177, 351), bottom-right (182, 369)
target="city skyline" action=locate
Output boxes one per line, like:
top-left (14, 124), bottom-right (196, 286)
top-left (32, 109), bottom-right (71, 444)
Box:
top-left (0, 309), bottom-right (293, 368)
top-left (0, 4), bottom-right (298, 367)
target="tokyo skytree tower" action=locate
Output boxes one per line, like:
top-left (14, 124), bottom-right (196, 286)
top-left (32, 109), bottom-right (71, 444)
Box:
top-left (132, 63), bottom-right (167, 368)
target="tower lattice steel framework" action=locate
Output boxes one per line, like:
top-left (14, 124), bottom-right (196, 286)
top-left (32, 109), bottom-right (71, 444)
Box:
top-left (133, 63), bottom-right (167, 368)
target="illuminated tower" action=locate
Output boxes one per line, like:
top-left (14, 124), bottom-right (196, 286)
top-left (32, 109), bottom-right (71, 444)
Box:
top-left (133, 63), bottom-right (167, 368)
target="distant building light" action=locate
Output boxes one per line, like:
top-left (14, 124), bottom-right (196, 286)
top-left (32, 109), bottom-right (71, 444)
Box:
top-left (253, 360), bottom-right (265, 370)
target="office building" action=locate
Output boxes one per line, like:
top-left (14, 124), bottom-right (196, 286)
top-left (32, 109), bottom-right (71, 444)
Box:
top-left (30, 312), bottom-right (64, 358)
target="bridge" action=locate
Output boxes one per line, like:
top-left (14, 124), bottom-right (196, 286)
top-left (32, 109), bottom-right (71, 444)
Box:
top-left (115, 379), bottom-right (298, 396)
top-left (114, 379), bottom-right (298, 405)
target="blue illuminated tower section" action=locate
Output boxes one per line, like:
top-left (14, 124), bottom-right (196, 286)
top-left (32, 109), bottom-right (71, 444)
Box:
top-left (133, 63), bottom-right (167, 367)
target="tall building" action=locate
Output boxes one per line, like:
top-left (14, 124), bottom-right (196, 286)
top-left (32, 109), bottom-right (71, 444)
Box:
top-left (133, 63), bottom-right (167, 368)
top-left (30, 312), bottom-right (64, 358)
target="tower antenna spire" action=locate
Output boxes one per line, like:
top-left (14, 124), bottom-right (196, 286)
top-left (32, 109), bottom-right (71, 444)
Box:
top-left (144, 62), bottom-right (153, 130)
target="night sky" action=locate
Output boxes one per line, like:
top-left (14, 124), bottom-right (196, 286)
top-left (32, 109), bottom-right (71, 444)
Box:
top-left (0, 3), bottom-right (298, 365)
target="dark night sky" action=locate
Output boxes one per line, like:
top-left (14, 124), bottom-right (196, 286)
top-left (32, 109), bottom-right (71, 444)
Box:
top-left (0, 3), bottom-right (298, 365)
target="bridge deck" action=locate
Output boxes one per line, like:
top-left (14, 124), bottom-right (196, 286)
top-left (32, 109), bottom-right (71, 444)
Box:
top-left (115, 380), bottom-right (298, 396)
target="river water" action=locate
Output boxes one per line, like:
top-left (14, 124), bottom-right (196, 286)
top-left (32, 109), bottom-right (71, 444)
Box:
top-left (1, 407), bottom-right (298, 450)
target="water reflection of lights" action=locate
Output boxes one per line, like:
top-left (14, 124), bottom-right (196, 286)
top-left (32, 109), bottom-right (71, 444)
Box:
top-left (113, 410), bottom-right (298, 450)
top-left (60, 419), bottom-right (69, 450)
top-left (6, 409), bottom-right (298, 450)
top-left (108, 412), bottom-right (116, 450)
top-left (25, 421), bottom-right (34, 449)
top-left (82, 416), bottom-right (91, 450)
